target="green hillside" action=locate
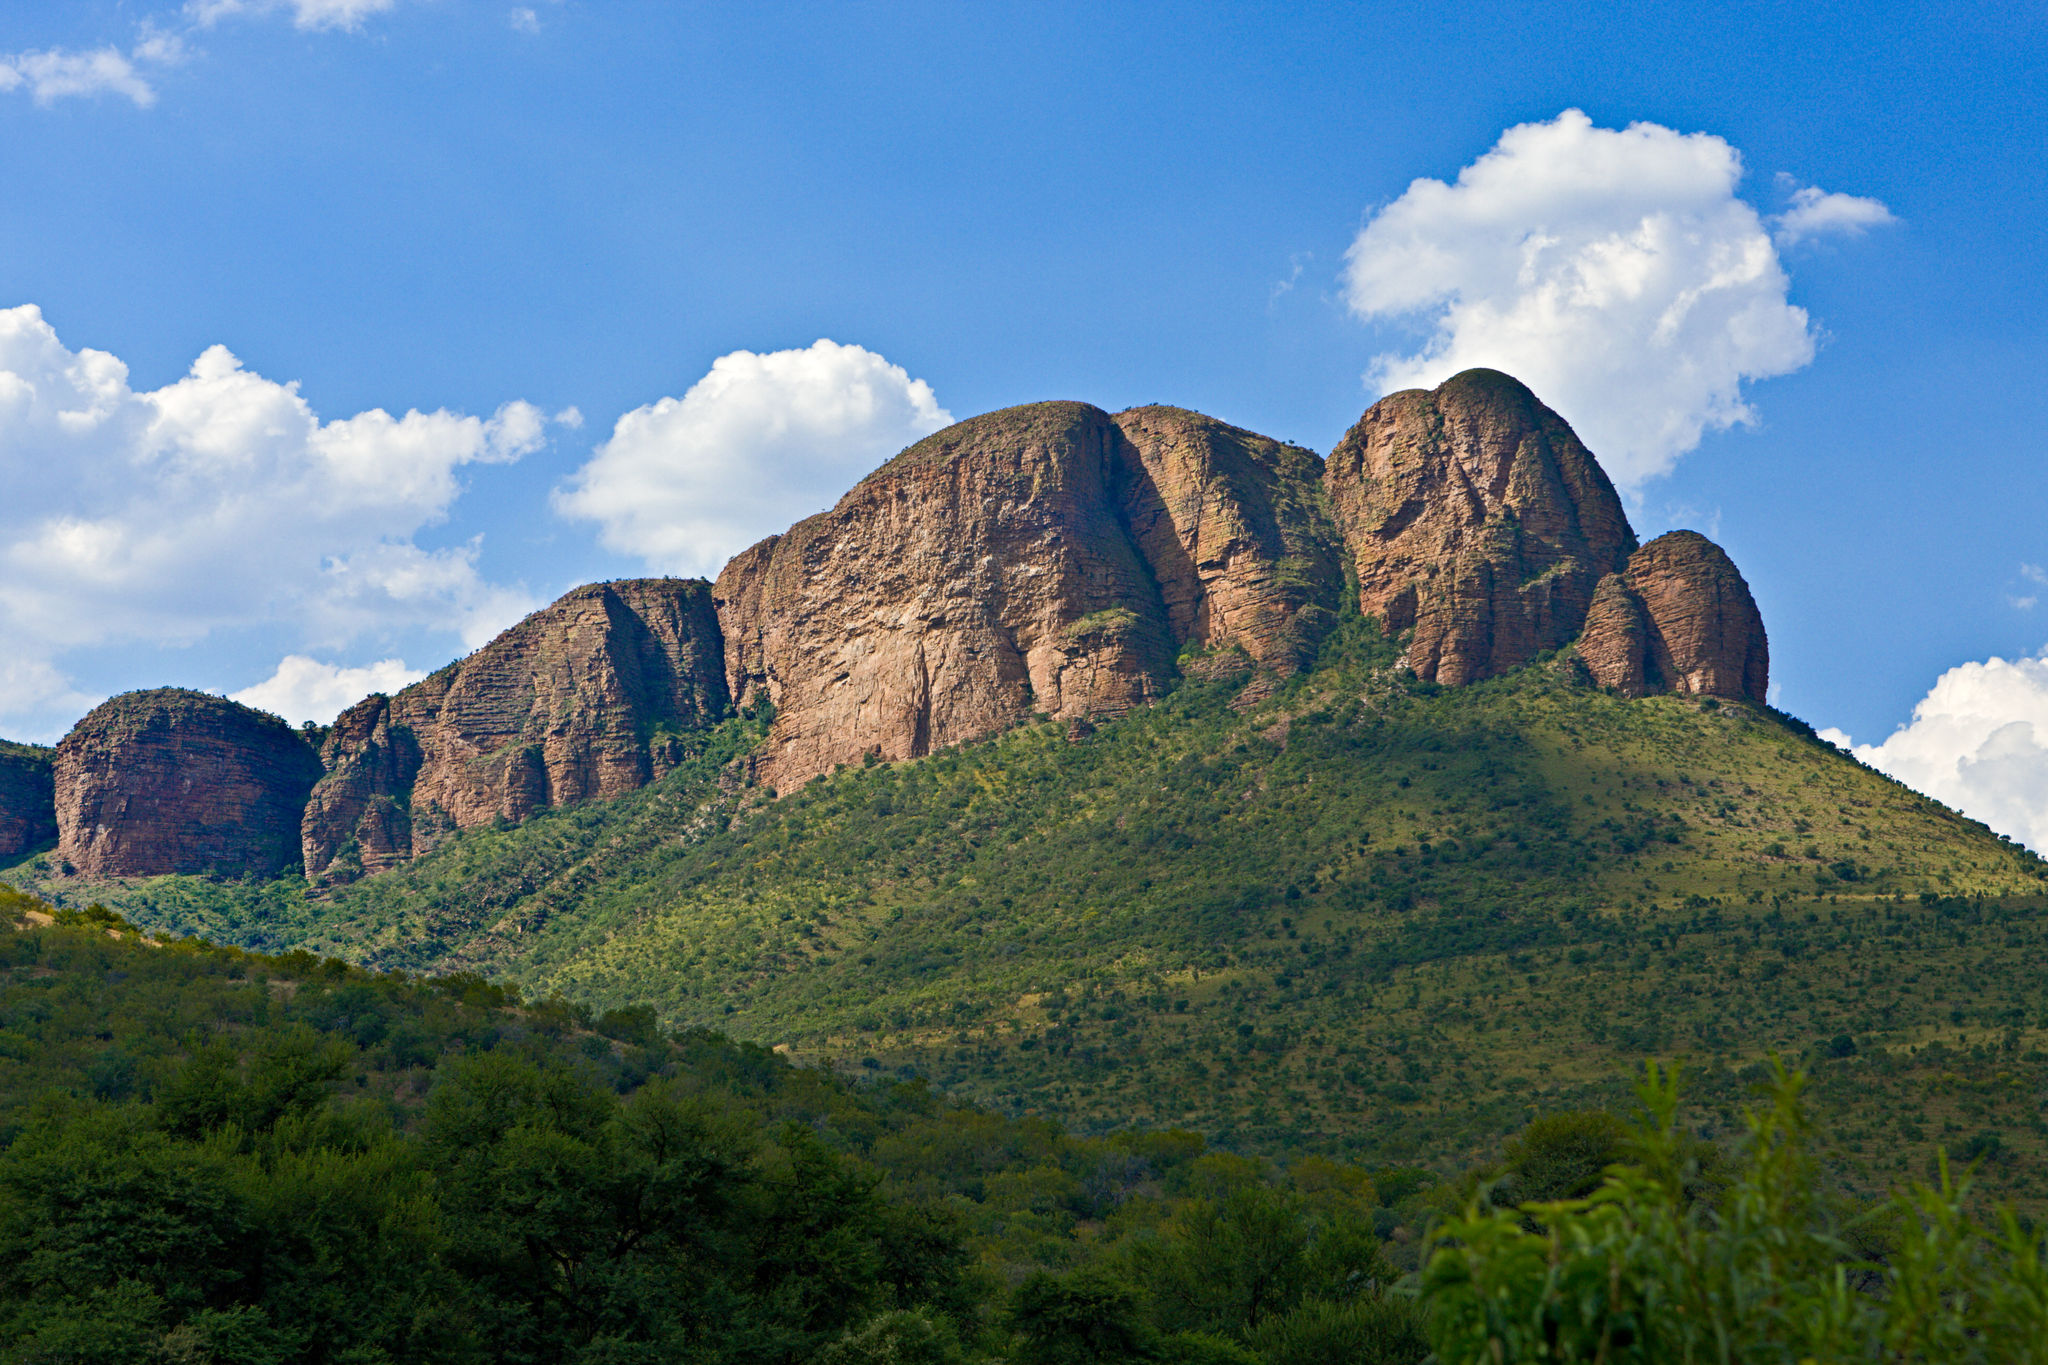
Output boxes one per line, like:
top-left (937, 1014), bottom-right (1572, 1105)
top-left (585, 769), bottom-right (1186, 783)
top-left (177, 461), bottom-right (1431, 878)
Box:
top-left (17, 614), bottom-right (2048, 1198)
top-left (10, 890), bottom-right (2046, 1363)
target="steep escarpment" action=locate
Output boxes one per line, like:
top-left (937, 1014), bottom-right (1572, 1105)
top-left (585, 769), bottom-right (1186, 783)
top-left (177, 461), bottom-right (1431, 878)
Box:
top-left (54, 690), bottom-right (321, 878)
top-left (0, 742), bottom-right (56, 858)
top-left (1579, 531), bottom-right (1769, 703)
top-left (1323, 369), bottom-right (1637, 686)
top-left (303, 578), bottom-right (727, 880)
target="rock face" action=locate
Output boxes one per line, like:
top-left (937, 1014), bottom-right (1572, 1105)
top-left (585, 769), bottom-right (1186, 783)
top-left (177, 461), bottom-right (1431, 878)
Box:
top-left (1109, 406), bottom-right (1343, 675)
top-left (715, 403), bottom-right (1175, 789)
top-left (1576, 572), bottom-right (1655, 698)
top-left (1323, 369), bottom-right (1636, 685)
top-left (1580, 531), bottom-right (1769, 703)
top-left (303, 578), bottom-right (728, 880)
top-left (0, 743), bottom-right (56, 858)
top-left (712, 401), bottom-right (1344, 790)
top-left (55, 690), bottom-right (321, 878)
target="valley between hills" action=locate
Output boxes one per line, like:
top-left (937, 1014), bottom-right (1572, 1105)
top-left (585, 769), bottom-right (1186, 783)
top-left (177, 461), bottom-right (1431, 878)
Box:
top-left (5, 368), bottom-right (2048, 1208)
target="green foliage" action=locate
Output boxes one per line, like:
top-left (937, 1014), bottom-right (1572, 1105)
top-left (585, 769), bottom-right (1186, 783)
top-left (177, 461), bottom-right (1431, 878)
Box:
top-left (1241, 1297), bottom-right (1429, 1365)
top-left (7, 889), bottom-right (2048, 1361)
top-left (1497, 1110), bottom-right (1630, 1204)
top-left (1420, 1061), bottom-right (2048, 1363)
top-left (816, 1309), bottom-right (967, 1365)
top-left (1008, 1268), bottom-right (1155, 1365)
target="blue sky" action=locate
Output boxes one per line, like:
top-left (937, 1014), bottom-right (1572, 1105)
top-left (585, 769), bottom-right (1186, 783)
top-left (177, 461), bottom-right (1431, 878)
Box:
top-left (4, 1), bottom-right (2047, 841)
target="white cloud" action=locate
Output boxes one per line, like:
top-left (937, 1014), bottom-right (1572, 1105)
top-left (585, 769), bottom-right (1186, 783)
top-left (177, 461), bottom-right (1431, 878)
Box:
top-left (1342, 109), bottom-right (1891, 487)
top-left (1772, 185), bottom-right (1896, 246)
top-left (0, 43), bottom-right (171, 107)
top-left (1829, 655), bottom-right (2048, 853)
top-left (0, 304), bottom-right (549, 733)
top-left (556, 339), bottom-right (952, 576)
top-left (185, 0), bottom-right (399, 32)
top-left (231, 654), bottom-right (425, 726)
top-left (509, 8), bottom-right (541, 34)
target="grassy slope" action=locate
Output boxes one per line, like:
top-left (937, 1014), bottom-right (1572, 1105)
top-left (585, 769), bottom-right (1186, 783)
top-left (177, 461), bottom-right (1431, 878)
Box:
top-left (16, 619), bottom-right (2048, 1199)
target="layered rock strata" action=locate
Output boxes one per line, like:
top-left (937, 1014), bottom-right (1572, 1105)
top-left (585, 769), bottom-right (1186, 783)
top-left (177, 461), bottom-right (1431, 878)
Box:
top-left (1579, 531), bottom-right (1769, 703)
top-left (0, 743), bottom-right (56, 858)
top-left (302, 578), bottom-right (728, 880)
top-left (1323, 368), bottom-right (1637, 686)
top-left (54, 690), bottom-right (321, 878)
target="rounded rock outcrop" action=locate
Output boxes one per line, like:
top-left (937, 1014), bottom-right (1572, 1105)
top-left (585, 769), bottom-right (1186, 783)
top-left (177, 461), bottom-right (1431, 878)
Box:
top-left (1621, 531), bottom-right (1769, 703)
top-left (1323, 368), bottom-right (1637, 685)
top-left (302, 577), bottom-right (730, 881)
top-left (1109, 405), bottom-right (1343, 676)
top-left (714, 402), bottom-right (1177, 789)
top-left (55, 689), bottom-right (322, 878)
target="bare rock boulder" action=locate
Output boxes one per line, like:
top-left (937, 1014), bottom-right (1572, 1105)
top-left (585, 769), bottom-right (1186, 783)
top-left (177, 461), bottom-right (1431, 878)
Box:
top-left (1576, 573), bottom-right (1654, 698)
top-left (0, 742), bottom-right (56, 858)
top-left (303, 578), bottom-right (728, 880)
top-left (55, 689), bottom-right (321, 878)
top-left (1323, 369), bottom-right (1636, 685)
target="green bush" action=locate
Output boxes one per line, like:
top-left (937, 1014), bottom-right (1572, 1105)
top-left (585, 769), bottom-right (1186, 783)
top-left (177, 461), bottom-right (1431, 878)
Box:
top-left (1420, 1061), bottom-right (2048, 1363)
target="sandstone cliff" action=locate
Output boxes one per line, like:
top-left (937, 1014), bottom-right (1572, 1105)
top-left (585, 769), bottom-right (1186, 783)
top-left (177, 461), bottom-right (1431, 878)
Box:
top-left (714, 403), bottom-right (1176, 788)
top-left (1323, 369), bottom-right (1637, 685)
top-left (0, 742), bottom-right (55, 858)
top-left (1579, 531), bottom-right (1769, 703)
top-left (303, 578), bottom-right (727, 880)
top-left (55, 689), bottom-right (321, 878)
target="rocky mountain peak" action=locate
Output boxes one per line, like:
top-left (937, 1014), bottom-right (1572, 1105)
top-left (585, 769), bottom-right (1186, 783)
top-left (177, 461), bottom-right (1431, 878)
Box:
top-left (303, 577), bottom-right (726, 881)
top-left (0, 743), bottom-right (55, 859)
top-left (19, 369), bottom-right (1774, 883)
top-left (1322, 368), bottom-right (1637, 685)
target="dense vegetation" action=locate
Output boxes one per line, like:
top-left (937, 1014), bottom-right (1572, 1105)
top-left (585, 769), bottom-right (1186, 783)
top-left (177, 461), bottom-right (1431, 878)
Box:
top-left (3, 891), bottom-right (2044, 1364)
top-left (17, 610), bottom-right (2048, 1198)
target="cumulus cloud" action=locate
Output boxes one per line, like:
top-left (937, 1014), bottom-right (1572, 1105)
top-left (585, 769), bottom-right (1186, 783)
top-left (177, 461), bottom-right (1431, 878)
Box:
top-left (1772, 185), bottom-right (1897, 246)
top-left (0, 304), bottom-right (548, 730)
top-left (556, 339), bottom-right (952, 576)
top-left (1824, 655), bottom-right (2048, 853)
top-left (231, 655), bottom-right (425, 726)
top-left (1343, 109), bottom-right (1891, 487)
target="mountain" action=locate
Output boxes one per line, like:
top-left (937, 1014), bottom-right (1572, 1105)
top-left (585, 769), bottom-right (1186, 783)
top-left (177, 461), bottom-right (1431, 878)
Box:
top-left (7, 369), bottom-right (2046, 1190)
top-left (6, 369), bottom-right (1770, 885)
